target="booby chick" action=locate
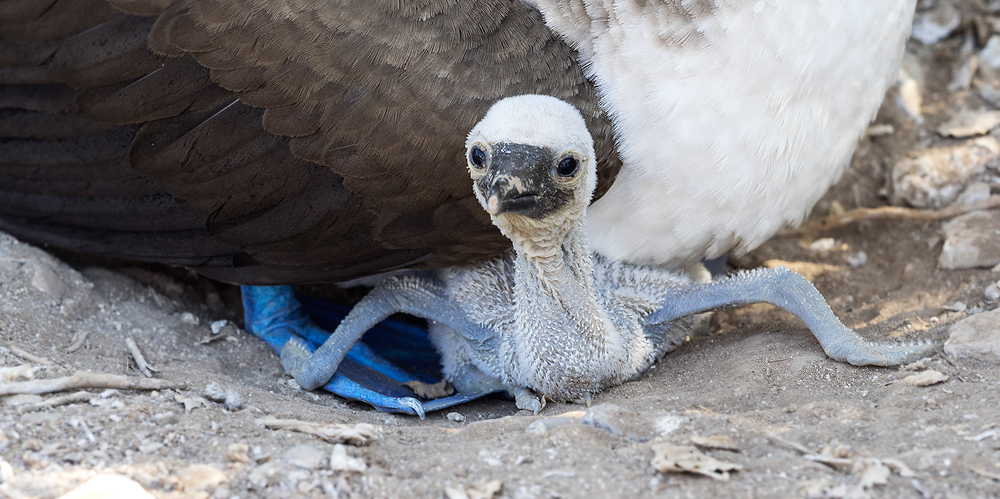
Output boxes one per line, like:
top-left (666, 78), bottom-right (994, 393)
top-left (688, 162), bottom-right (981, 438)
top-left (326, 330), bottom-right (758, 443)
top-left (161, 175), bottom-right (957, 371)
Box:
top-left (279, 95), bottom-right (933, 415)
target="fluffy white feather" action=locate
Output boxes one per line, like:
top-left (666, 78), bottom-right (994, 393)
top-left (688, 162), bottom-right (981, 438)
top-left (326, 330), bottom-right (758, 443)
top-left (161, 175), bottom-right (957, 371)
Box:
top-left (534, 0), bottom-right (916, 268)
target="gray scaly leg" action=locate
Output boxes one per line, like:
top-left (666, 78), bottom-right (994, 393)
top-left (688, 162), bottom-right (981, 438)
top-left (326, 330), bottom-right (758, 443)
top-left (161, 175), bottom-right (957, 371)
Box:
top-left (644, 267), bottom-right (934, 366)
top-left (280, 276), bottom-right (497, 391)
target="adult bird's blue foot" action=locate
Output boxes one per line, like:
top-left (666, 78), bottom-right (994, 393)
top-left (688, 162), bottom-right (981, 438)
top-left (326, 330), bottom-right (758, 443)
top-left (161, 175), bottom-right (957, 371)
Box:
top-left (241, 285), bottom-right (499, 419)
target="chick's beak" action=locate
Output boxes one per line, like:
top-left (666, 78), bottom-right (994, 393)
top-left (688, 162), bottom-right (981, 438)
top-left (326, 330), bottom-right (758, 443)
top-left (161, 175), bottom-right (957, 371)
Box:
top-left (478, 142), bottom-right (570, 219)
top-left (485, 178), bottom-right (539, 216)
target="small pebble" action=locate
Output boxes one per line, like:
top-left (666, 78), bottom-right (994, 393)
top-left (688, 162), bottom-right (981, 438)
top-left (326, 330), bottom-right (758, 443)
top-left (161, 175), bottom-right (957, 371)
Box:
top-left (224, 391), bottom-right (242, 411)
top-left (446, 412), bottom-right (465, 422)
top-left (945, 302), bottom-right (967, 313)
top-left (847, 251), bottom-right (868, 268)
top-left (180, 312), bottom-right (199, 325)
top-left (282, 444), bottom-right (326, 470)
top-left (939, 210), bottom-right (1000, 269)
top-left (945, 307), bottom-right (1000, 362)
top-left (226, 443), bottom-right (250, 463)
top-left (986, 283), bottom-right (1000, 302)
top-left (902, 370), bottom-right (949, 386)
top-left (808, 238), bottom-right (836, 252)
top-left (203, 382), bottom-right (226, 402)
top-left (210, 320), bottom-right (228, 335)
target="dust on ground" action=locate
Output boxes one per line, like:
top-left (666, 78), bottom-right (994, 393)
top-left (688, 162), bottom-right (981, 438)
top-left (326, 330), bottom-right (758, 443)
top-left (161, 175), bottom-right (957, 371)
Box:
top-left (2, 3), bottom-right (1000, 498)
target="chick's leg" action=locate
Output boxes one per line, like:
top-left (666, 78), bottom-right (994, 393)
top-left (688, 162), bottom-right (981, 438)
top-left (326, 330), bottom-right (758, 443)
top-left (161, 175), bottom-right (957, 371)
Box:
top-left (645, 267), bottom-right (934, 366)
top-left (245, 277), bottom-right (497, 418)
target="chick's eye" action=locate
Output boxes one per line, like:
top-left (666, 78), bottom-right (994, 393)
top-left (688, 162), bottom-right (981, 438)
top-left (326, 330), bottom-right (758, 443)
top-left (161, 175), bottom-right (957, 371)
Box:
top-left (557, 156), bottom-right (578, 177)
top-left (470, 146), bottom-right (487, 168)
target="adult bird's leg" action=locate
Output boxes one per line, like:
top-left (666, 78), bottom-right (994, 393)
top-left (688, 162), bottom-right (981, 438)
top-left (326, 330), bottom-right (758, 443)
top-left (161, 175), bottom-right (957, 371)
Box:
top-left (643, 267), bottom-right (934, 366)
top-left (241, 284), bottom-right (497, 419)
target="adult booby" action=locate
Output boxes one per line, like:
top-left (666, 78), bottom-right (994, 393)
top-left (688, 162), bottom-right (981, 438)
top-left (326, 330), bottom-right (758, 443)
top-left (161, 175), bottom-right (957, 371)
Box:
top-left (274, 95), bottom-right (930, 417)
top-left (0, 1), bottom-right (918, 413)
top-left (0, 0), bottom-right (915, 277)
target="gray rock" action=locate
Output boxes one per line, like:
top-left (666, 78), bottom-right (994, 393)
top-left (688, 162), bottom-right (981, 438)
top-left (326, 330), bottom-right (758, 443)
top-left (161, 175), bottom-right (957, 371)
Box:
top-left (939, 210), bottom-right (1000, 269)
top-left (203, 382), bottom-right (226, 402)
top-left (581, 403), bottom-right (657, 442)
top-left (29, 262), bottom-right (67, 300)
top-left (944, 307), bottom-right (1000, 362)
top-left (985, 283), bottom-right (999, 301)
top-left (224, 390), bottom-right (242, 411)
top-left (892, 137), bottom-right (1000, 209)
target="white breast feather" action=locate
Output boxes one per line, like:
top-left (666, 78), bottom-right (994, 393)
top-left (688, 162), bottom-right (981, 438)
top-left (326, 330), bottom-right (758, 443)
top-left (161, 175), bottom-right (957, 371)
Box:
top-left (534, 0), bottom-right (916, 268)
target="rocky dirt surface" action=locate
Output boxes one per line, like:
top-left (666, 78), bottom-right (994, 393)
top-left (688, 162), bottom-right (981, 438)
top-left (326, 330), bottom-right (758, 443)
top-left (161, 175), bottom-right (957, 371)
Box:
top-left (3, 1), bottom-right (1000, 498)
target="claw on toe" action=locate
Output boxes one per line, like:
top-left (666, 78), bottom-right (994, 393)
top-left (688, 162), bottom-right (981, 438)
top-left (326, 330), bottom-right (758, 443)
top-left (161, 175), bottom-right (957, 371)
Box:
top-left (513, 387), bottom-right (545, 415)
top-left (397, 397), bottom-right (427, 419)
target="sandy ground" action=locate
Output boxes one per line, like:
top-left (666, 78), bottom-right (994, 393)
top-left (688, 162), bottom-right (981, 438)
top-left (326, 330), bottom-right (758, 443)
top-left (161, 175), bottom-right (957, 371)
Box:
top-left (2, 3), bottom-right (1000, 498)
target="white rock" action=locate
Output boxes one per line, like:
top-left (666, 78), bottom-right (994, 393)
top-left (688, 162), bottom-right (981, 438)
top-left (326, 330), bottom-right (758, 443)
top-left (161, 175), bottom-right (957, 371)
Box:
top-left (808, 238), bottom-right (837, 252)
top-left (57, 474), bottom-right (154, 499)
top-left (210, 320), bottom-right (228, 334)
top-left (945, 307), bottom-right (1000, 362)
top-left (892, 137), bottom-right (1000, 209)
top-left (446, 412), bottom-right (465, 422)
top-left (939, 210), bottom-right (1000, 269)
top-left (329, 444), bottom-right (366, 473)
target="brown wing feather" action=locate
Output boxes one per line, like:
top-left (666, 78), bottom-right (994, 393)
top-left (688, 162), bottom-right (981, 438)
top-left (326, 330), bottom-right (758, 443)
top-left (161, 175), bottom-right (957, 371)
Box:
top-left (0, 0), bottom-right (621, 284)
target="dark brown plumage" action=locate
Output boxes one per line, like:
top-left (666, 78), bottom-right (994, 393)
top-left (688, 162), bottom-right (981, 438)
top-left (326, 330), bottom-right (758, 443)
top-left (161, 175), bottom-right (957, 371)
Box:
top-left (0, 0), bottom-right (621, 284)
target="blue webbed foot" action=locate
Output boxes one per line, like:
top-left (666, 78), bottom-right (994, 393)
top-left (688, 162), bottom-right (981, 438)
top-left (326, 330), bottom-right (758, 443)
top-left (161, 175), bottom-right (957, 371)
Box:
top-left (241, 285), bottom-right (495, 418)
